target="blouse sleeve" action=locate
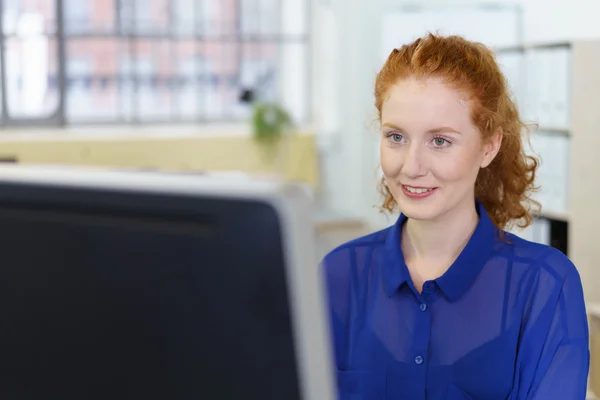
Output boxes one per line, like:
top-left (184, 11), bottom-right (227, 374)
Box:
top-left (509, 250), bottom-right (590, 400)
top-left (321, 249), bottom-right (352, 370)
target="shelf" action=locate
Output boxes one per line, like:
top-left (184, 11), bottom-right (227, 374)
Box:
top-left (587, 302), bottom-right (600, 319)
top-left (494, 41), bottom-right (571, 53)
top-left (538, 210), bottom-right (569, 222)
top-left (533, 127), bottom-right (570, 136)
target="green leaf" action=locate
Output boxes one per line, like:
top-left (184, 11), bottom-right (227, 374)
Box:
top-left (251, 102), bottom-right (293, 145)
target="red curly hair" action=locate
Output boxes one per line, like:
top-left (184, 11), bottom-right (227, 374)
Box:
top-left (375, 33), bottom-right (539, 231)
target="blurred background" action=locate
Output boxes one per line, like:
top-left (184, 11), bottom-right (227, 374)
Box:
top-left (0, 0), bottom-right (599, 395)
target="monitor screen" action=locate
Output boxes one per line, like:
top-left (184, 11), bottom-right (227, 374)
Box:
top-left (0, 172), bottom-right (315, 400)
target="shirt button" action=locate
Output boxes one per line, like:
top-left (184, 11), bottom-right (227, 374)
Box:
top-left (420, 303), bottom-right (427, 312)
top-left (415, 355), bottom-right (424, 365)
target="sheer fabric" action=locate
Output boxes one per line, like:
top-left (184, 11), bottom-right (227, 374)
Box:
top-left (322, 201), bottom-right (589, 400)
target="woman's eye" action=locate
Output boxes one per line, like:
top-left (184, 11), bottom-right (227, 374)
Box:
top-left (391, 134), bottom-right (403, 142)
top-left (433, 137), bottom-right (447, 146)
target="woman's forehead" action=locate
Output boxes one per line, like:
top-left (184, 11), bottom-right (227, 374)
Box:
top-left (381, 77), bottom-right (474, 130)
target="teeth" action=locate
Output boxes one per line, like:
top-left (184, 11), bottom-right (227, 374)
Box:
top-left (405, 186), bottom-right (432, 194)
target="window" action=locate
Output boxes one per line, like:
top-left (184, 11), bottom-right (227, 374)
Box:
top-left (0, 0), bottom-right (310, 126)
top-left (1, 0), bottom-right (58, 124)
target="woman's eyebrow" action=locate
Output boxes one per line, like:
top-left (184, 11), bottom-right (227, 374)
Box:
top-left (382, 122), bottom-right (461, 134)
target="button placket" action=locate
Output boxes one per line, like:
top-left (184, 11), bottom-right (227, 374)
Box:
top-left (414, 299), bottom-right (428, 367)
top-left (414, 282), bottom-right (434, 373)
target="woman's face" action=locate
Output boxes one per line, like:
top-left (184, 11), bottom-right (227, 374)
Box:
top-left (380, 77), bottom-right (500, 222)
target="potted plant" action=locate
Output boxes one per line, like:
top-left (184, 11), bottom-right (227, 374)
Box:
top-left (250, 100), bottom-right (294, 175)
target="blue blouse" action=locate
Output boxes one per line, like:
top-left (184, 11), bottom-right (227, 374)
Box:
top-left (322, 201), bottom-right (590, 400)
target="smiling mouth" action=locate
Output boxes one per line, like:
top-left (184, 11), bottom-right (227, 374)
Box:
top-left (402, 185), bottom-right (436, 194)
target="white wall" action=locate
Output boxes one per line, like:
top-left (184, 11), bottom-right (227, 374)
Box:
top-left (311, 0), bottom-right (383, 224)
top-left (523, 0), bottom-right (600, 44)
top-left (312, 0), bottom-right (600, 228)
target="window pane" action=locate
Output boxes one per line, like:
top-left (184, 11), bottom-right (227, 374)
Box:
top-left (0, 57), bottom-right (4, 123)
top-left (173, 40), bottom-right (199, 120)
top-left (113, 41), bottom-right (136, 122)
top-left (118, 0), bottom-right (133, 33)
top-left (241, 0), bottom-right (280, 37)
top-left (199, 41), bottom-right (238, 120)
top-left (64, 0), bottom-right (116, 35)
top-left (281, 0), bottom-right (307, 36)
top-left (134, 40), bottom-right (173, 121)
top-left (279, 42), bottom-right (308, 123)
top-left (199, 0), bottom-right (236, 38)
top-left (120, 0), bottom-right (169, 35)
top-left (240, 0), bottom-right (259, 37)
top-left (65, 39), bottom-right (127, 122)
top-left (3, 0), bottom-right (56, 35)
top-left (5, 36), bottom-right (58, 118)
top-left (173, 0), bottom-right (195, 36)
top-left (259, 0), bottom-right (280, 36)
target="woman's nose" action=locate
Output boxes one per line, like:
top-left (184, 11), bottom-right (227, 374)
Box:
top-left (402, 144), bottom-right (427, 178)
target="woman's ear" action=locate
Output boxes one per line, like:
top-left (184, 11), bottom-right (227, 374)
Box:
top-left (481, 127), bottom-right (503, 168)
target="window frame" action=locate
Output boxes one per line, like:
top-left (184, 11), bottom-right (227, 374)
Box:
top-left (0, 0), bottom-right (311, 128)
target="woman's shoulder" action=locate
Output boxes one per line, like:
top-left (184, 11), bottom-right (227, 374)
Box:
top-left (320, 227), bottom-right (391, 273)
top-left (500, 230), bottom-right (579, 282)
top-left (502, 232), bottom-right (586, 332)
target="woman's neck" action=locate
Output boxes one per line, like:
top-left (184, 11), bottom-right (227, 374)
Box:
top-left (401, 201), bottom-right (479, 282)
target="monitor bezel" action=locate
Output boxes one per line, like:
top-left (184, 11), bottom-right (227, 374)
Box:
top-left (0, 165), bottom-right (336, 400)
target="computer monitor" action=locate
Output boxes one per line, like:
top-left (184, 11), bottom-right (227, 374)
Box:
top-left (0, 165), bottom-right (336, 400)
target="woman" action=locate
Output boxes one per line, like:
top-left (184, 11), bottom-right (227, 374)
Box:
top-left (322, 33), bottom-right (589, 399)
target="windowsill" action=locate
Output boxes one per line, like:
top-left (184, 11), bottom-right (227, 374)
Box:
top-left (0, 123), bottom-right (320, 186)
top-left (0, 123), bottom-right (315, 142)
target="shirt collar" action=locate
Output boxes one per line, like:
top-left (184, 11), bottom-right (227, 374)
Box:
top-left (382, 199), bottom-right (499, 301)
